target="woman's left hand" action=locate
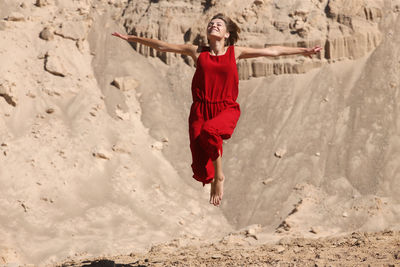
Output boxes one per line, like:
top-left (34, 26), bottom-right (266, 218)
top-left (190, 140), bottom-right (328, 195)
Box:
top-left (111, 32), bottom-right (128, 40)
top-left (302, 45), bottom-right (322, 58)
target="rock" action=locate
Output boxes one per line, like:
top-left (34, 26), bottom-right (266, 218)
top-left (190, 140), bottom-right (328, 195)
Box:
top-left (274, 148), bottom-right (287, 158)
top-left (294, 19), bottom-right (305, 31)
top-left (247, 228), bottom-right (256, 236)
top-left (112, 143), bottom-right (131, 154)
top-left (92, 148), bottom-right (111, 160)
top-left (111, 76), bottom-right (139, 91)
top-left (46, 108), bottom-right (55, 114)
top-left (161, 137), bottom-right (169, 143)
top-left (0, 81), bottom-right (17, 107)
top-left (55, 21), bottom-right (87, 41)
top-left (35, 0), bottom-right (48, 7)
top-left (315, 152), bottom-right (321, 156)
top-left (211, 254), bottom-right (222, 259)
top-left (115, 108), bottom-right (130, 120)
top-left (275, 245), bottom-right (286, 253)
top-left (151, 141), bottom-right (163, 150)
top-left (5, 12), bottom-right (25, 22)
top-left (77, 7), bottom-right (90, 16)
top-left (310, 227), bottom-right (319, 234)
top-left (44, 52), bottom-right (67, 77)
top-left (342, 212), bottom-right (349, 217)
top-left (40, 197), bottom-right (54, 203)
top-left (245, 224), bottom-right (262, 239)
top-left (262, 178), bottom-right (274, 185)
top-left (39, 27), bottom-right (54, 41)
top-left (122, 0), bottom-right (382, 80)
top-left (276, 220), bottom-right (291, 232)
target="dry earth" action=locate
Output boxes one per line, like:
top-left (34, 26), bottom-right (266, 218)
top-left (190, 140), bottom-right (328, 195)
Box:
top-left (1, 0), bottom-right (400, 266)
top-left (61, 231), bottom-right (400, 267)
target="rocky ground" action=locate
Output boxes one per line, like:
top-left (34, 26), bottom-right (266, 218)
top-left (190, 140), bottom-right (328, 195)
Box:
top-left (60, 230), bottom-right (400, 267)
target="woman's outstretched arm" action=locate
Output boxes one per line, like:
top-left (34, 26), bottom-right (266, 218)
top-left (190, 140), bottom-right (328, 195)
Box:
top-left (235, 45), bottom-right (322, 60)
top-left (112, 32), bottom-right (199, 60)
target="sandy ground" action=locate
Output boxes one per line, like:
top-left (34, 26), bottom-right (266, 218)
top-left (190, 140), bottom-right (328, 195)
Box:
top-left (59, 230), bottom-right (400, 266)
top-left (1, 0), bottom-right (400, 266)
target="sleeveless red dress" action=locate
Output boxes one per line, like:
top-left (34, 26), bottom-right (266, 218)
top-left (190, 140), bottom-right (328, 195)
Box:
top-left (189, 45), bottom-right (241, 185)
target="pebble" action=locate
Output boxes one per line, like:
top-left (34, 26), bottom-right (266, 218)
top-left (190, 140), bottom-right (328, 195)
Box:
top-left (92, 148), bottom-right (111, 160)
top-left (262, 178), bottom-right (274, 185)
top-left (115, 108), bottom-right (130, 120)
top-left (5, 12), bottom-right (25, 22)
top-left (211, 254), bottom-right (222, 259)
top-left (274, 148), bottom-right (287, 158)
top-left (39, 27), bottom-right (54, 41)
top-left (35, 0), bottom-right (48, 7)
top-left (275, 245), bottom-right (286, 253)
top-left (151, 141), bottom-right (163, 150)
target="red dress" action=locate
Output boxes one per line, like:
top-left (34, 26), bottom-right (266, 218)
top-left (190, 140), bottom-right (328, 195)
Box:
top-left (189, 45), bottom-right (241, 185)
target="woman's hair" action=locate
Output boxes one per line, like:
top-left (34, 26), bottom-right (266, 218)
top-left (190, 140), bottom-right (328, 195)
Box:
top-left (209, 13), bottom-right (240, 46)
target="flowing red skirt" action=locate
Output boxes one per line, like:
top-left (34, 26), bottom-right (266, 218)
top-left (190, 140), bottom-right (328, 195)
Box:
top-left (189, 100), bottom-right (240, 185)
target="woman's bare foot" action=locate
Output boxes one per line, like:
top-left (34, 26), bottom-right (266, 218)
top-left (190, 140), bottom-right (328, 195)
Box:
top-left (210, 172), bottom-right (225, 206)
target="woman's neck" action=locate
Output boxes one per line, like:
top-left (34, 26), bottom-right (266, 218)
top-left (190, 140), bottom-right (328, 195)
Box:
top-left (209, 39), bottom-right (227, 56)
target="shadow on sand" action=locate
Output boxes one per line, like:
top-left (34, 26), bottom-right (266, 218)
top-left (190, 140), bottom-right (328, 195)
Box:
top-left (80, 259), bottom-right (146, 267)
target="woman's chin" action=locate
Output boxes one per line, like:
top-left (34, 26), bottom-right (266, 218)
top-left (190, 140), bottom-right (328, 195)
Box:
top-left (207, 34), bottom-right (223, 41)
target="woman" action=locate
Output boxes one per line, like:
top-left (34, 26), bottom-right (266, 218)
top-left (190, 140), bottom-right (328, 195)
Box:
top-left (112, 13), bottom-right (321, 207)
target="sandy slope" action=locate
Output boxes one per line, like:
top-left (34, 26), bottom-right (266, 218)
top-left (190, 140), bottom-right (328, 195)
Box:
top-left (1, 0), bottom-right (400, 266)
top-left (0, 0), bottom-right (230, 265)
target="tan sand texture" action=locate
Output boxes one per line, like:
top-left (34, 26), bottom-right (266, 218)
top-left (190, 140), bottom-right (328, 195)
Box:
top-left (0, 0), bottom-right (400, 266)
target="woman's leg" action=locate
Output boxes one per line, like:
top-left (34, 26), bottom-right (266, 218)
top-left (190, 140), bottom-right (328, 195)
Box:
top-left (210, 154), bottom-right (225, 206)
top-left (200, 106), bottom-right (240, 206)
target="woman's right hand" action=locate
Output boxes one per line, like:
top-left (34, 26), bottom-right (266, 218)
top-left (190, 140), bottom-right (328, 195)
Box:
top-left (111, 32), bottom-right (128, 40)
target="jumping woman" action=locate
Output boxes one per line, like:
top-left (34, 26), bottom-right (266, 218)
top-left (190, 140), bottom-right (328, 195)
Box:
top-left (112, 13), bottom-right (321, 207)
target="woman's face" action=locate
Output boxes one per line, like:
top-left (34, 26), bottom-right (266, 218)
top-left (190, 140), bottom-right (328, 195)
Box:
top-left (207, 18), bottom-right (229, 41)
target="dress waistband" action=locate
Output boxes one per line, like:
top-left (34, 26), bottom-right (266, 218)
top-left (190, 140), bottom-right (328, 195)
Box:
top-left (193, 98), bottom-right (234, 104)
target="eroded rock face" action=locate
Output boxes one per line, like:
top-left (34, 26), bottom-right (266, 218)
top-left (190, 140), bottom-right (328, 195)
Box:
top-left (122, 0), bottom-right (383, 79)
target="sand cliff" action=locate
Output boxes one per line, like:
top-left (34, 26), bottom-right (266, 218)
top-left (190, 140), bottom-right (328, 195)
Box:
top-left (0, 0), bottom-right (400, 265)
